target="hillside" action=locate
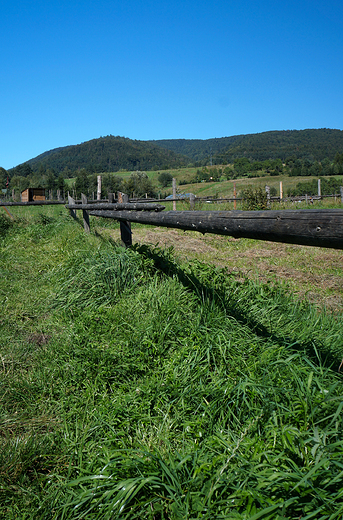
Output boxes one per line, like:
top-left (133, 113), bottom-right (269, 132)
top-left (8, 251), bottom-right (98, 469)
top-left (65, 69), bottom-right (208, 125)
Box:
top-left (7, 129), bottom-right (343, 180)
top-left (22, 135), bottom-right (188, 174)
top-left (153, 128), bottom-right (343, 164)
top-left (150, 135), bottom-right (243, 162)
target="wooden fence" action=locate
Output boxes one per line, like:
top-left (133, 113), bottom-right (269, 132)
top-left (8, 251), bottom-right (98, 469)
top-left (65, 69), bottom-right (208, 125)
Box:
top-left (2, 190), bottom-right (343, 249)
top-left (66, 193), bottom-right (343, 250)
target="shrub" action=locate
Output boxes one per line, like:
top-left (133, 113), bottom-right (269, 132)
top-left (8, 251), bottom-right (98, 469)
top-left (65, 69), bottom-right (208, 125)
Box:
top-left (158, 172), bottom-right (173, 187)
top-left (241, 186), bottom-right (268, 210)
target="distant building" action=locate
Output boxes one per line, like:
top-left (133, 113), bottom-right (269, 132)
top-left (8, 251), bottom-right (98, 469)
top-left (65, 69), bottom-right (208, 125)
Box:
top-left (21, 188), bottom-right (45, 202)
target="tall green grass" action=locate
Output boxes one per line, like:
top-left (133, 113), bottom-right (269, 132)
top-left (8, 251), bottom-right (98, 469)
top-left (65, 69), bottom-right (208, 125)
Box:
top-left (0, 212), bottom-right (342, 519)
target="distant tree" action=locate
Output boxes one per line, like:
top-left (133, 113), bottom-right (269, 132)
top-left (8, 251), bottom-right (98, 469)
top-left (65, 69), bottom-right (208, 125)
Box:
top-left (333, 153), bottom-right (343, 174)
top-left (224, 166), bottom-right (234, 180)
top-left (57, 173), bottom-right (67, 192)
top-left (124, 171), bottom-right (156, 198)
top-left (158, 172), bottom-right (173, 187)
top-left (210, 168), bottom-right (221, 181)
top-left (273, 159), bottom-right (283, 174)
top-left (309, 161), bottom-right (321, 176)
top-left (195, 168), bottom-right (210, 182)
top-left (262, 159), bottom-right (272, 172)
top-left (334, 152), bottom-right (343, 165)
top-left (75, 169), bottom-right (90, 198)
top-left (234, 158), bottom-right (251, 175)
top-left (321, 158), bottom-right (332, 176)
top-left (289, 159), bottom-right (302, 177)
top-left (45, 169), bottom-right (56, 190)
top-left (251, 161), bottom-right (263, 171)
top-left (301, 159), bottom-right (312, 176)
top-left (0, 167), bottom-right (7, 188)
top-left (36, 163), bottom-right (46, 177)
top-left (100, 173), bottom-right (124, 194)
top-left (10, 175), bottom-right (30, 192)
top-left (14, 163), bottom-right (33, 177)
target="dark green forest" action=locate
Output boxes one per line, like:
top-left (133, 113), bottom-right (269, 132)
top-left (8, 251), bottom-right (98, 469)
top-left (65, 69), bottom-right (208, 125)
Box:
top-left (150, 135), bottom-right (243, 162)
top-left (153, 128), bottom-right (343, 164)
top-left (10, 136), bottom-right (188, 176)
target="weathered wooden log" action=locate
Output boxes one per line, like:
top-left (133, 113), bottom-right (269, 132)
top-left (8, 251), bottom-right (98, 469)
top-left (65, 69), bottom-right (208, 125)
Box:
top-left (0, 200), bottom-right (66, 206)
top-left (81, 193), bottom-right (90, 233)
top-left (68, 194), bottom-right (77, 220)
top-left (66, 202), bottom-right (165, 212)
top-left (87, 209), bottom-right (343, 249)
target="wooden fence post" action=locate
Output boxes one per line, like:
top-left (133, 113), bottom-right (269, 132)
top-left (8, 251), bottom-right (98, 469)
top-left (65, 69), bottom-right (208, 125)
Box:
top-left (280, 181), bottom-right (283, 200)
top-left (108, 192), bottom-right (114, 203)
top-left (119, 193), bottom-right (132, 247)
top-left (233, 182), bottom-right (237, 210)
top-left (265, 185), bottom-right (270, 207)
top-left (340, 187), bottom-right (343, 204)
top-left (190, 193), bottom-right (195, 210)
top-left (68, 194), bottom-right (77, 219)
top-left (318, 179), bottom-right (321, 198)
top-left (172, 178), bottom-right (177, 211)
top-left (97, 175), bottom-right (102, 200)
top-left (81, 193), bottom-right (90, 233)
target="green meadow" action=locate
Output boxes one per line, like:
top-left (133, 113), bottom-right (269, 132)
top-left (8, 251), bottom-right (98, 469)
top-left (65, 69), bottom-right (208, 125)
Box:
top-left (0, 206), bottom-right (343, 519)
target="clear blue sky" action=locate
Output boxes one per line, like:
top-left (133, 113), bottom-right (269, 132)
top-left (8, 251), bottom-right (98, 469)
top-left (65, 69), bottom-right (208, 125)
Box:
top-left (1, 0), bottom-right (343, 169)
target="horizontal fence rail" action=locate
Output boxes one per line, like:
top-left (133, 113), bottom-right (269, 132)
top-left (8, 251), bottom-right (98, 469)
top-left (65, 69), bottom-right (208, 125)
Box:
top-left (67, 202), bottom-right (165, 212)
top-left (85, 206), bottom-right (343, 249)
top-left (0, 200), bottom-right (66, 206)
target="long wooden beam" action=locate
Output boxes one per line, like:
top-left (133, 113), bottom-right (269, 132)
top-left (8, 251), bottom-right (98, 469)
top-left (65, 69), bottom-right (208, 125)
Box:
top-left (67, 202), bottom-right (165, 212)
top-left (88, 208), bottom-right (343, 249)
top-left (0, 201), bottom-right (66, 206)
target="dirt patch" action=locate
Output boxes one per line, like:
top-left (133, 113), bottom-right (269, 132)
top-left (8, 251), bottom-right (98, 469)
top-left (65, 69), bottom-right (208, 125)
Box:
top-left (140, 228), bottom-right (217, 255)
top-left (27, 333), bottom-right (51, 346)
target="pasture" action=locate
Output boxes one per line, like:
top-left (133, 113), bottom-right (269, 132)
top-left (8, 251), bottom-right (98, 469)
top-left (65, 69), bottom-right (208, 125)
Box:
top-left (0, 205), bottom-right (342, 519)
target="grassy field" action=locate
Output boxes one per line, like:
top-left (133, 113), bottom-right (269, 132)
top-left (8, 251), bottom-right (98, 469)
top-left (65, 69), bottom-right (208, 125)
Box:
top-left (65, 166), bottom-right (343, 201)
top-left (1, 206), bottom-right (343, 519)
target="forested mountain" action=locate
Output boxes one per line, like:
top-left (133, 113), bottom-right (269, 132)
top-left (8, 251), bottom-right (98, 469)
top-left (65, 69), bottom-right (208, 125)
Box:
top-left (5, 129), bottom-right (343, 194)
top-left (8, 129), bottom-right (343, 177)
top-left (16, 136), bottom-right (188, 174)
top-left (153, 129), bottom-right (343, 164)
top-left (150, 136), bottom-right (242, 162)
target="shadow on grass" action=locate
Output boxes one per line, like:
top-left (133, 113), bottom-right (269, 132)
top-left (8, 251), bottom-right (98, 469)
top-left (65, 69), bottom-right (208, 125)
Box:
top-left (133, 243), bottom-right (341, 372)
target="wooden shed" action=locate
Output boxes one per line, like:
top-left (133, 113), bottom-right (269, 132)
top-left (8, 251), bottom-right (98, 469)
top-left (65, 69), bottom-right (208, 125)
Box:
top-left (21, 188), bottom-right (46, 202)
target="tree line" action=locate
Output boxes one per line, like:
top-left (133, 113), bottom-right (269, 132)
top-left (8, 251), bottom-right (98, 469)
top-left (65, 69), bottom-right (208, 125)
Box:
top-left (2, 152), bottom-right (343, 198)
top-left (287, 177), bottom-right (343, 197)
top-left (1, 163), bottom-right (67, 194)
top-left (178, 153), bottom-right (343, 185)
top-left (74, 170), bottom-right (157, 199)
